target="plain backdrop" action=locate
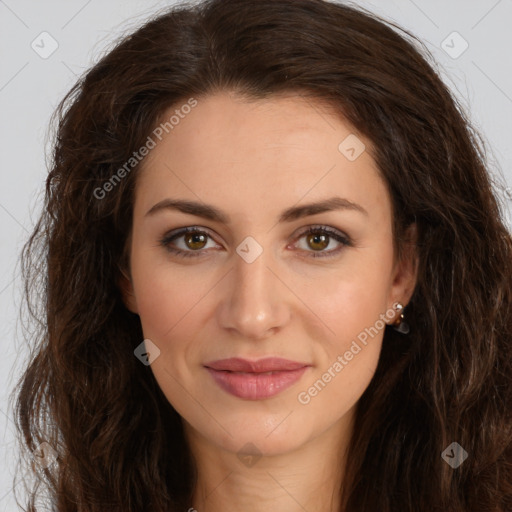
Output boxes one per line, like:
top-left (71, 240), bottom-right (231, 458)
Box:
top-left (1, 0), bottom-right (511, 509)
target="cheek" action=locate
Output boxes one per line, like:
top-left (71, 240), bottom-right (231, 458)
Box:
top-left (130, 255), bottom-right (218, 401)
top-left (306, 256), bottom-right (392, 350)
top-left (130, 260), bottom-right (209, 414)
top-left (130, 251), bottom-right (209, 340)
top-left (295, 250), bottom-right (391, 409)
top-left (296, 278), bottom-right (388, 419)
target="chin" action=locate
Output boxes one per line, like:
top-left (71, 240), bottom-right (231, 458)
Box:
top-left (193, 409), bottom-right (315, 457)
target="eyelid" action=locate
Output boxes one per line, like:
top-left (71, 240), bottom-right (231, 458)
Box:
top-left (292, 224), bottom-right (347, 240)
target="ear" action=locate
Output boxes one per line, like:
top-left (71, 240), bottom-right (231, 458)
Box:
top-left (388, 222), bottom-right (419, 309)
top-left (117, 266), bottom-right (139, 314)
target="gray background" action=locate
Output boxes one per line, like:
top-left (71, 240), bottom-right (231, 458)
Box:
top-left (1, 0), bottom-right (511, 508)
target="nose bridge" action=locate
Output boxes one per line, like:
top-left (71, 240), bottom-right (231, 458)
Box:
top-left (234, 248), bottom-right (271, 300)
top-left (218, 241), bottom-right (289, 338)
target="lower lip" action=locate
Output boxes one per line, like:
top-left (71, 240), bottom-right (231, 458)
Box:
top-left (206, 367), bottom-right (309, 400)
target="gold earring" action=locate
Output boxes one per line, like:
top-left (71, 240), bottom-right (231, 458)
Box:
top-left (391, 302), bottom-right (410, 334)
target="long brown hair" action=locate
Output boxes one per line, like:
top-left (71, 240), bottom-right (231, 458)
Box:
top-left (12, 0), bottom-right (512, 510)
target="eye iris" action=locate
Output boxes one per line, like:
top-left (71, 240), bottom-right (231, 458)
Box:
top-left (186, 233), bottom-right (207, 250)
top-left (307, 232), bottom-right (329, 251)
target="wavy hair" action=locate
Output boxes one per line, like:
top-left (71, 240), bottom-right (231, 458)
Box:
top-left (12, 0), bottom-right (512, 510)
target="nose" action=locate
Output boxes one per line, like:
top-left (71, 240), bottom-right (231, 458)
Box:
top-left (217, 245), bottom-right (291, 340)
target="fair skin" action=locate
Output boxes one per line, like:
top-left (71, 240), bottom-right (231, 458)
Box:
top-left (120, 91), bottom-right (418, 512)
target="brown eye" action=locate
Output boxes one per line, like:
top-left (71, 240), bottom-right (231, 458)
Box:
top-left (306, 232), bottom-right (329, 251)
top-left (294, 226), bottom-right (352, 259)
top-left (184, 232), bottom-right (208, 250)
top-left (159, 227), bottom-right (218, 258)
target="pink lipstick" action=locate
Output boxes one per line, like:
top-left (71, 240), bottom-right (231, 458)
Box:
top-left (204, 357), bottom-right (310, 400)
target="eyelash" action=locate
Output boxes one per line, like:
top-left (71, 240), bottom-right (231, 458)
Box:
top-left (158, 225), bottom-right (352, 259)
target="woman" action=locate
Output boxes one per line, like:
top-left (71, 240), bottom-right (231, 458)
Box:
top-left (13, 0), bottom-right (512, 510)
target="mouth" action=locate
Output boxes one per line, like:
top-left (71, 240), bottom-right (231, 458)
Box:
top-left (204, 357), bottom-right (309, 373)
top-left (204, 357), bottom-right (311, 400)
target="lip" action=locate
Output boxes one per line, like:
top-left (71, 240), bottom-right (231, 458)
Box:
top-left (204, 357), bottom-right (311, 400)
top-left (205, 357), bottom-right (308, 373)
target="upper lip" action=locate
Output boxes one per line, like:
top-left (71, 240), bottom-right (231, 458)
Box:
top-left (204, 357), bottom-right (309, 373)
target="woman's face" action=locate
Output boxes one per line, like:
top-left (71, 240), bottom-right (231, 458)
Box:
top-left (121, 91), bottom-right (417, 458)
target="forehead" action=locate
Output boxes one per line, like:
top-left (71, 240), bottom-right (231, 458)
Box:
top-left (134, 91), bottom-right (390, 224)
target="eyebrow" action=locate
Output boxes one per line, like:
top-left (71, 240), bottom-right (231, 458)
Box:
top-left (145, 196), bottom-right (368, 223)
